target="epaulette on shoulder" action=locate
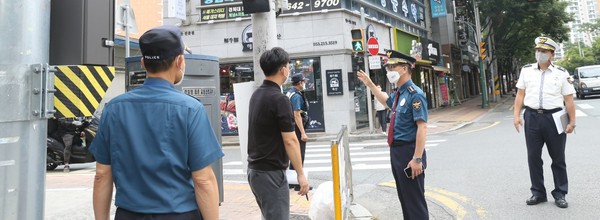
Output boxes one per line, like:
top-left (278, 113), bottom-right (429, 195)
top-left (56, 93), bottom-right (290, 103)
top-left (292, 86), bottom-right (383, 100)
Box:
top-left (407, 85), bottom-right (417, 93)
top-left (522, 64), bottom-right (533, 68)
top-left (555, 65), bottom-right (567, 72)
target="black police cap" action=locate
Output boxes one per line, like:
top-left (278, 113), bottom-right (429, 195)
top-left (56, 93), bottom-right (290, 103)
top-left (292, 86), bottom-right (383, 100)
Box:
top-left (384, 49), bottom-right (416, 66)
top-left (139, 25), bottom-right (185, 61)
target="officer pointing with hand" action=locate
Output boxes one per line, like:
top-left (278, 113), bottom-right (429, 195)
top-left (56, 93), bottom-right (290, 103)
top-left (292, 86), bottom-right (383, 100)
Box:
top-left (357, 50), bottom-right (429, 219)
top-left (513, 36), bottom-right (576, 209)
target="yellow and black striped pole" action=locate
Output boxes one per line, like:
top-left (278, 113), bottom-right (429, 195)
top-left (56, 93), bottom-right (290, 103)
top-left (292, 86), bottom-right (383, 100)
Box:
top-left (53, 65), bottom-right (115, 118)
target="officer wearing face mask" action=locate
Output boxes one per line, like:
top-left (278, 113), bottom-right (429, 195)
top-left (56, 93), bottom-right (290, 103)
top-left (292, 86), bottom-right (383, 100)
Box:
top-left (357, 49), bottom-right (429, 219)
top-left (90, 25), bottom-right (224, 219)
top-left (513, 36), bottom-right (576, 209)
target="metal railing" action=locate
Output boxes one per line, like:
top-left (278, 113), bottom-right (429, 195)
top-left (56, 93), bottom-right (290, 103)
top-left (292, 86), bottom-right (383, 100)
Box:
top-left (331, 125), bottom-right (353, 220)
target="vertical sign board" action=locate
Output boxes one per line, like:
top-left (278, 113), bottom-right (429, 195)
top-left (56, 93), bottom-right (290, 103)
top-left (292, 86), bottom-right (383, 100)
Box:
top-left (167, 0), bottom-right (186, 20)
top-left (326, 69), bottom-right (344, 96)
top-left (430, 0), bottom-right (447, 18)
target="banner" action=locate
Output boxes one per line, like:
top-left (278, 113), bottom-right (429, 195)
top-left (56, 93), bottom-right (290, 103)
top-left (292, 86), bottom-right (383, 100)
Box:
top-left (430, 0), bottom-right (447, 18)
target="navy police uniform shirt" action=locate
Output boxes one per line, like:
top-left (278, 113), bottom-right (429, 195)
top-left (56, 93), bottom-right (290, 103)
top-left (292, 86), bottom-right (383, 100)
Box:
top-left (90, 77), bottom-right (224, 214)
top-left (386, 80), bottom-right (428, 142)
top-left (287, 87), bottom-right (309, 112)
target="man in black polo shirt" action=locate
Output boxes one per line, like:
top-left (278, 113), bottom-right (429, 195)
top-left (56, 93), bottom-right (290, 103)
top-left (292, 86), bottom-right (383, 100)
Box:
top-left (248, 47), bottom-right (309, 219)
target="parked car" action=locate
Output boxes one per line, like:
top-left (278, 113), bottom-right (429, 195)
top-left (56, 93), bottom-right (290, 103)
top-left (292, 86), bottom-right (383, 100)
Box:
top-left (572, 65), bottom-right (600, 99)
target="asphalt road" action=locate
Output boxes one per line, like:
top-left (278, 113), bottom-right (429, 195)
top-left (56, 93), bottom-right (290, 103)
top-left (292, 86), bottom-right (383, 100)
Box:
top-left (353, 95), bottom-right (600, 220)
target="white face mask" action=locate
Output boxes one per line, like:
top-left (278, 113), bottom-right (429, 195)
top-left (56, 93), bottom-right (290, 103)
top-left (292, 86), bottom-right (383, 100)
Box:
top-left (535, 51), bottom-right (551, 64)
top-left (283, 68), bottom-right (291, 84)
top-left (174, 68), bottom-right (185, 86)
top-left (387, 71), bottom-right (404, 84)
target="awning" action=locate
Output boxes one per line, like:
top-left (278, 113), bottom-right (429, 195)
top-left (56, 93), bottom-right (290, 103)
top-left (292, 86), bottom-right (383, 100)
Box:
top-left (432, 65), bottom-right (450, 73)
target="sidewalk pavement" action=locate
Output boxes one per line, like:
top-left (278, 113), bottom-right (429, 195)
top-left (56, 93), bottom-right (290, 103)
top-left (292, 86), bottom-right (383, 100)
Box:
top-left (220, 95), bottom-right (514, 219)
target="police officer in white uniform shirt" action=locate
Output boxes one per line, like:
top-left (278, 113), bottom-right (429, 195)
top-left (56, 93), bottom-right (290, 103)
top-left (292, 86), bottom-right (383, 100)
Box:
top-left (513, 36), bottom-right (576, 209)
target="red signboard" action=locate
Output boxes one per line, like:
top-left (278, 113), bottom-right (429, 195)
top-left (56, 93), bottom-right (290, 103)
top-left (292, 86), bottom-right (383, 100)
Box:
top-left (367, 37), bottom-right (379, 56)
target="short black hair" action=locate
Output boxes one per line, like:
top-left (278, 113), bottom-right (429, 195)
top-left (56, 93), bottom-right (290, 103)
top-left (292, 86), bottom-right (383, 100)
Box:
top-left (143, 56), bottom-right (178, 73)
top-left (401, 63), bottom-right (413, 73)
top-left (259, 47), bottom-right (290, 77)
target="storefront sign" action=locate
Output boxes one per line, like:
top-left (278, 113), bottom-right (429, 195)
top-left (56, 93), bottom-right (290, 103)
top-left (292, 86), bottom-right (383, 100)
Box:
top-left (200, 0), bottom-right (242, 6)
top-left (326, 69), bottom-right (344, 95)
top-left (241, 24), bottom-right (253, 52)
top-left (372, 0), bottom-right (424, 27)
top-left (420, 38), bottom-right (440, 64)
top-left (366, 24), bottom-right (376, 38)
top-left (200, 5), bottom-right (249, 21)
top-left (394, 29), bottom-right (419, 54)
top-left (313, 40), bottom-right (338, 46)
top-left (283, 0), bottom-right (342, 14)
top-left (430, 0), bottom-right (447, 18)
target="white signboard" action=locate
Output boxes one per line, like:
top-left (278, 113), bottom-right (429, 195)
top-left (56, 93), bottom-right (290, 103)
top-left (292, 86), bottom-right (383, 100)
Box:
top-left (167, 0), bottom-right (186, 20)
top-left (368, 56), bottom-right (382, 70)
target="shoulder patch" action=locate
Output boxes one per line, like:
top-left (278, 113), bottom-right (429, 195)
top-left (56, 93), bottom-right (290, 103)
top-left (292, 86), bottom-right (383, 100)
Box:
top-left (412, 100), bottom-right (422, 111)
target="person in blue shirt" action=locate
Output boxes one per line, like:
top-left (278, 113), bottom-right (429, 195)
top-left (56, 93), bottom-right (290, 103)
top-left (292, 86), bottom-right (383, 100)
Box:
top-left (286, 74), bottom-right (309, 168)
top-left (357, 49), bottom-right (429, 219)
top-left (90, 25), bottom-right (224, 220)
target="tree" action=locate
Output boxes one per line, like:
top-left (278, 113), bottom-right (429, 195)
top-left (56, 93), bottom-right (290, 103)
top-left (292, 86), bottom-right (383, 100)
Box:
top-left (478, 0), bottom-right (572, 65)
top-left (556, 38), bottom-right (600, 73)
top-left (476, 0), bottom-right (572, 92)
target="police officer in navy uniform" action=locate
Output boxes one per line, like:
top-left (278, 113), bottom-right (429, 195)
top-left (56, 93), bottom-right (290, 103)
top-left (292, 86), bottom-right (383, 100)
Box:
top-left (357, 50), bottom-right (429, 219)
top-left (513, 36), bottom-right (576, 209)
top-left (286, 73), bottom-right (311, 190)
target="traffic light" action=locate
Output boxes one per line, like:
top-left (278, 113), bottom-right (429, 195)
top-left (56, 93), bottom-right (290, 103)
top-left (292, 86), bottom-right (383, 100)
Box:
top-left (458, 27), bottom-right (468, 46)
top-left (480, 41), bottom-right (487, 60)
top-left (242, 0), bottom-right (270, 14)
top-left (350, 28), bottom-right (365, 52)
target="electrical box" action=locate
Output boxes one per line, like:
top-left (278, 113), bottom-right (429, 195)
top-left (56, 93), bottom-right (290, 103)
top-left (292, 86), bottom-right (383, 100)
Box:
top-left (50, 0), bottom-right (115, 66)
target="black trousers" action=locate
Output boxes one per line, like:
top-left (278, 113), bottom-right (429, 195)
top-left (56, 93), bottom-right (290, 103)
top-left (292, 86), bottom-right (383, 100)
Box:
top-left (61, 133), bottom-right (75, 165)
top-left (524, 108), bottom-right (568, 199)
top-left (247, 169), bottom-right (290, 219)
top-left (289, 125), bottom-right (306, 171)
top-left (390, 141), bottom-right (429, 220)
top-left (115, 207), bottom-right (202, 220)
top-left (376, 110), bottom-right (388, 131)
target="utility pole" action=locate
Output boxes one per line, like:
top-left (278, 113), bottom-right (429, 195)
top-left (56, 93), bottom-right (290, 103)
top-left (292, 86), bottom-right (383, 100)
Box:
top-left (124, 4), bottom-right (130, 58)
top-left (474, 1), bottom-right (489, 108)
top-left (251, 1), bottom-right (277, 87)
top-left (360, 7), bottom-right (375, 134)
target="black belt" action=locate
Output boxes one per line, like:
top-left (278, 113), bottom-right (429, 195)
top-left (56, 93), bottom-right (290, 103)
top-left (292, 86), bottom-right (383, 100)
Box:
top-left (525, 106), bottom-right (562, 114)
top-left (391, 140), bottom-right (416, 146)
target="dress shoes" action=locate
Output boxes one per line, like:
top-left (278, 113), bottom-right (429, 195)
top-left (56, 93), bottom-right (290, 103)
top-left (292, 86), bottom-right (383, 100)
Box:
top-left (526, 195), bottom-right (547, 205)
top-left (555, 197), bottom-right (568, 208)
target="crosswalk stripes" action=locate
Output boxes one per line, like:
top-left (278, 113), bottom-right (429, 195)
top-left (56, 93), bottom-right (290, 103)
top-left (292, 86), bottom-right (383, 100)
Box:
top-left (223, 139), bottom-right (446, 175)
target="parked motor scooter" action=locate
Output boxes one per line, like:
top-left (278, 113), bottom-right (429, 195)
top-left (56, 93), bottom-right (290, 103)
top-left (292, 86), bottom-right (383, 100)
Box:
top-left (46, 115), bottom-right (98, 171)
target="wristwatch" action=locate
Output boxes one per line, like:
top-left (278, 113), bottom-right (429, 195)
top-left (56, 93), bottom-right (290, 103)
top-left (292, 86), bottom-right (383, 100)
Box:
top-left (413, 157), bottom-right (422, 163)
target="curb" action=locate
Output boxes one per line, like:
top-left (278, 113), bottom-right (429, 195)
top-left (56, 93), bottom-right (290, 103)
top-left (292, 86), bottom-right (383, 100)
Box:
top-left (290, 213), bottom-right (310, 220)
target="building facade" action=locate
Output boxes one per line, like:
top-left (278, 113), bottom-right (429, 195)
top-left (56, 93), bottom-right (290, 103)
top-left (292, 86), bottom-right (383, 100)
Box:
top-left (177, 0), bottom-right (449, 134)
